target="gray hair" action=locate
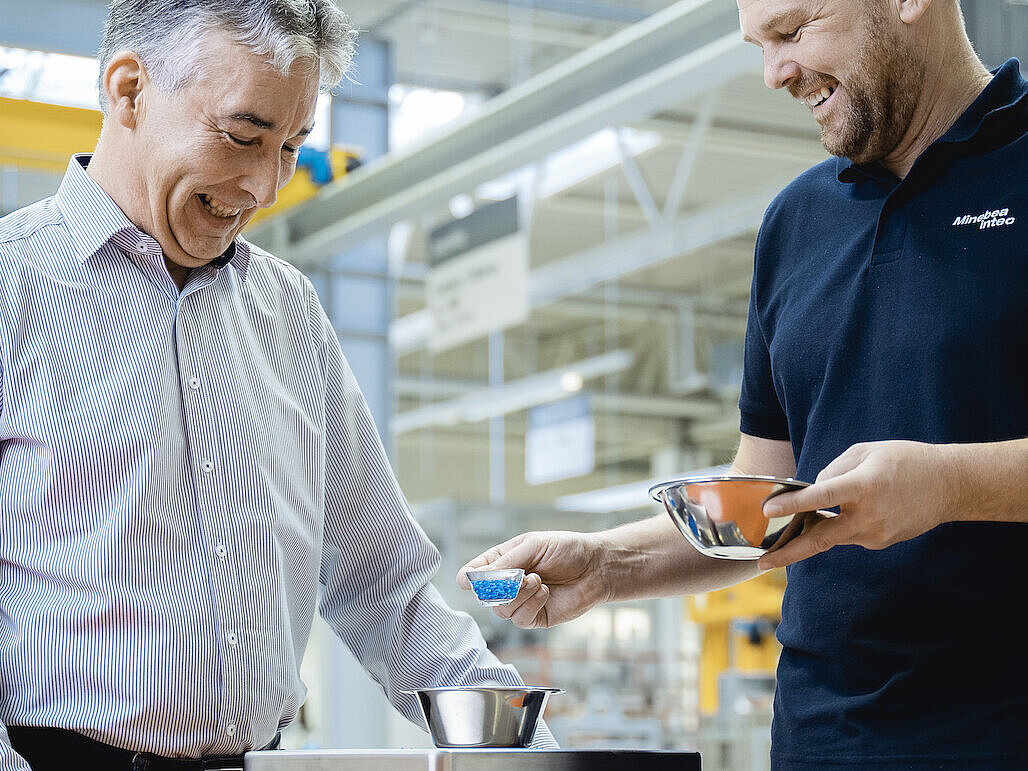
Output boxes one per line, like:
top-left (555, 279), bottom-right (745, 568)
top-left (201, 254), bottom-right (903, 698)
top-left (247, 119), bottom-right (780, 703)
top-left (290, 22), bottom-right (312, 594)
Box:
top-left (97, 0), bottom-right (356, 114)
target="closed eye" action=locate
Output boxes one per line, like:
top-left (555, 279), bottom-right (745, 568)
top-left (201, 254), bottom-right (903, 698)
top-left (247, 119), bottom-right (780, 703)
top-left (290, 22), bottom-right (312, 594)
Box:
top-left (226, 130), bottom-right (301, 159)
top-left (782, 25), bottom-right (802, 42)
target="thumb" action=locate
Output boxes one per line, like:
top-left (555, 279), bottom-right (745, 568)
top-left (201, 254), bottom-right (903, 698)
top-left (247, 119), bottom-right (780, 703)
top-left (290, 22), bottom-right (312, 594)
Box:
top-left (481, 536), bottom-right (540, 572)
top-left (457, 533), bottom-right (531, 588)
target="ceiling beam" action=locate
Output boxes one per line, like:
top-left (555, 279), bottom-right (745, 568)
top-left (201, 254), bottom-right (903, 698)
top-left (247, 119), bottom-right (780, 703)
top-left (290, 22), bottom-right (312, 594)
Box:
top-left (392, 349), bottom-right (633, 434)
top-left (246, 0), bottom-right (760, 265)
top-left (389, 186), bottom-right (775, 355)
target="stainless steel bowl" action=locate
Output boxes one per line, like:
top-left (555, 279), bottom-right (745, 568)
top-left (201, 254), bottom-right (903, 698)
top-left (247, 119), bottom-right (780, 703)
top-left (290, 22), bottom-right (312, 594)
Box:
top-left (649, 475), bottom-right (834, 560)
top-left (405, 686), bottom-right (563, 748)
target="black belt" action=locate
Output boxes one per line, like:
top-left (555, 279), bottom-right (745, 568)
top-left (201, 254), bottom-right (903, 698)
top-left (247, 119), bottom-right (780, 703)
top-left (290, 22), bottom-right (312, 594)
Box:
top-left (7, 726), bottom-right (280, 771)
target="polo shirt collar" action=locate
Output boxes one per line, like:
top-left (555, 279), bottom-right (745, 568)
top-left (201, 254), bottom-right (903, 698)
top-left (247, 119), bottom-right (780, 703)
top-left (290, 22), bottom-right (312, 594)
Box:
top-left (837, 57), bottom-right (1027, 184)
top-left (53, 153), bottom-right (252, 279)
top-left (937, 57), bottom-right (1026, 145)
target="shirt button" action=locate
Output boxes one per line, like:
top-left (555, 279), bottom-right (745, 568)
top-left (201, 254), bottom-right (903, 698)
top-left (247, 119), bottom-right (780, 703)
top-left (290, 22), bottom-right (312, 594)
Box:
top-left (136, 240), bottom-right (148, 253)
top-left (226, 724), bottom-right (236, 737)
top-left (189, 377), bottom-right (201, 390)
top-left (214, 543), bottom-right (228, 559)
top-left (201, 460), bottom-right (215, 473)
top-left (227, 632), bottom-right (238, 646)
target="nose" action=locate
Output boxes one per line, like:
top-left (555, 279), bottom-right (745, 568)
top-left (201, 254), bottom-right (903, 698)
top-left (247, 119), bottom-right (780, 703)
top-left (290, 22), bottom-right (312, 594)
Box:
top-left (243, 152), bottom-right (282, 209)
top-left (763, 45), bottom-right (801, 90)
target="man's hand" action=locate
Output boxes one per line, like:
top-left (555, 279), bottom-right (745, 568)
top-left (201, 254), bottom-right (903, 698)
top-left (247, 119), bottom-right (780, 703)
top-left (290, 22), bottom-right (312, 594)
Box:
top-left (756, 440), bottom-right (960, 570)
top-left (457, 531), bottom-right (614, 629)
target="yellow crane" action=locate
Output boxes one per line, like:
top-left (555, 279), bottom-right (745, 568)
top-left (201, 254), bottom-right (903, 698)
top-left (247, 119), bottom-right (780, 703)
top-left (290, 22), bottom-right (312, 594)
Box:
top-left (688, 569), bottom-right (785, 714)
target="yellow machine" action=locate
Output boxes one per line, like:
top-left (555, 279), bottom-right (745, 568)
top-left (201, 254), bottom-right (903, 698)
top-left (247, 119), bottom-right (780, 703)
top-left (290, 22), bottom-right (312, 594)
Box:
top-left (688, 569), bottom-right (785, 714)
top-left (247, 146), bottom-right (357, 227)
top-left (0, 96), bottom-right (102, 172)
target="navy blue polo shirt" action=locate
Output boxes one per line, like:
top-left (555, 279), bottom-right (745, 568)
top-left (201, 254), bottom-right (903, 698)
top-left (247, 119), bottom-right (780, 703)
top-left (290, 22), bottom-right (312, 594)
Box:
top-left (740, 59), bottom-right (1028, 769)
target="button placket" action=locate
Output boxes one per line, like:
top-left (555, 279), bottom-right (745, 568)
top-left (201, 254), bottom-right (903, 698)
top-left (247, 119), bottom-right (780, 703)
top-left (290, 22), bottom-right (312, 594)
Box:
top-left (175, 303), bottom-right (248, 745)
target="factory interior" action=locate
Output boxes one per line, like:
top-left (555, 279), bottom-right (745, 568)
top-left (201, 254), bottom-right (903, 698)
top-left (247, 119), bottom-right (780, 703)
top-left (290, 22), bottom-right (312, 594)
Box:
top-left (1, 1), bottom-right (1025, 769)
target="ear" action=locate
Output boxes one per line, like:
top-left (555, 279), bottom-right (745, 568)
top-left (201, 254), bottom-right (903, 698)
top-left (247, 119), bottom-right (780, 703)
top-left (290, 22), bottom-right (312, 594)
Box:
top-left (102, 51), bottom-right (146, 129)
top-left (896, 0), bottom-right (933, 25)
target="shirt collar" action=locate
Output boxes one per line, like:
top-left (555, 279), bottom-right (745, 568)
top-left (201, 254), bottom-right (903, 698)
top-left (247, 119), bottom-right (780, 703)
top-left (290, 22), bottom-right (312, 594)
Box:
top-left (53, 153), bottom-right (252, 279)
top-left (837, 58), bottom-right (1027, 184)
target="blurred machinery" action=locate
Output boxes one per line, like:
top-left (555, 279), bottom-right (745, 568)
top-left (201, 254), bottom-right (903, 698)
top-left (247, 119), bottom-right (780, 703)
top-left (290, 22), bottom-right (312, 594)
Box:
top-left (247, 145), bottom-right (361, 227)
top-left (688, 570), bottom-right (784, 716)
top-left (0, 95), bottom-right (101, 173)
top-left (689, 570), bottom-right (785, 771)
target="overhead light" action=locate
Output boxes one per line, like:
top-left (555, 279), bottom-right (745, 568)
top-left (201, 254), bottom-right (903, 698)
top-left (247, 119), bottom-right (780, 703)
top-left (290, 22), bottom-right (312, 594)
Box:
top-left (560, 371), bottom-right (584, 392)
top-left (448, 193), bottom-right (474, 219)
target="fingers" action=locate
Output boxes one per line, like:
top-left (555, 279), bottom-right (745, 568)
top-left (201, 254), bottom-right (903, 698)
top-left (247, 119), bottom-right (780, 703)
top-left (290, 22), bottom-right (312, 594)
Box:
top-left (757, 512), bottom-right (853, 570)
top-left (764, 444), bottom-right (873, 518)
top-left (493, 573), bottom-right (550, 629)
top-left (764, 469), bottom-right (861, 518)
top-left (456, 534), bottom-right (529, 588)
top-left (816, 443), bottom-right (869, 482)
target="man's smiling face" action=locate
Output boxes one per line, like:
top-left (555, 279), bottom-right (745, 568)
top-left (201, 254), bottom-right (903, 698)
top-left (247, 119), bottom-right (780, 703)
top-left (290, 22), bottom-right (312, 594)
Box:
top-left (130, 32), bottom-right (319, 271)
top-left (738, 0), bottom-right (924, 164)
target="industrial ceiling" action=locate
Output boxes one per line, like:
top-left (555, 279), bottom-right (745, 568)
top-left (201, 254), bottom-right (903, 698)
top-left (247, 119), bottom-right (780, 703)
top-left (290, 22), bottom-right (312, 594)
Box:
top-left (4, 0), bottom-right (1022, 533)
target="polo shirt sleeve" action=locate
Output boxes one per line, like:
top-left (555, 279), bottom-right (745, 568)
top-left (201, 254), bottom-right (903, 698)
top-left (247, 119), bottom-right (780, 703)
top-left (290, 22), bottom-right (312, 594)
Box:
top-left (738, 226), bottom-right (790, 441)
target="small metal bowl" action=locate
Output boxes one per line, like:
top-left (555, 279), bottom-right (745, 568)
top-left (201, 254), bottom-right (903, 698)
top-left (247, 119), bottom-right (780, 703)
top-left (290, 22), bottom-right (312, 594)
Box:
top-left (406, 686), bottom-right (563, 748)
top-left (649, 475), bottom-right (833, 560)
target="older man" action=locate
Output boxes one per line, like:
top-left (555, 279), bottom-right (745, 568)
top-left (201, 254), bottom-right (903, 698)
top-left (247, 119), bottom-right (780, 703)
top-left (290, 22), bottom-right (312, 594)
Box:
top-left (461, 1), bottom-right (1027, 768)
top-left (0, 1), bottom-right (553, 769)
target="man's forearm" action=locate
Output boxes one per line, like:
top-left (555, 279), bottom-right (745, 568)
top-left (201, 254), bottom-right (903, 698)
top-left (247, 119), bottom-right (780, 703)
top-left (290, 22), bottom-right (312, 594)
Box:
top-left (946, 438), bottom-right (1028, 523)
top-left (594, 514), bottom-right (759, 602)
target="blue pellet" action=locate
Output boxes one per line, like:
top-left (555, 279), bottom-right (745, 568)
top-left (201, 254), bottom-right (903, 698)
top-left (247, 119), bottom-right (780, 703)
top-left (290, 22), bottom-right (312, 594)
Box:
top-left (471, 578), bottom-right (520, 600)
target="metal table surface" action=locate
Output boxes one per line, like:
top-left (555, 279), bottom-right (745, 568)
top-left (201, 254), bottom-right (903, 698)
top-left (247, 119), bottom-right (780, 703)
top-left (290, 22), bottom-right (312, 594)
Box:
top-left (245, 749), bottom-right (701, 770)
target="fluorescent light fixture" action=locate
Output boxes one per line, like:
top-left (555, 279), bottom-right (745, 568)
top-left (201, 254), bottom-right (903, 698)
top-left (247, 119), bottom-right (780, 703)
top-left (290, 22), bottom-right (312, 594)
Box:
top-left (392, 349), bottom-right (633, 434)
top-left (388, 84), bottom-right (486, 152)
top-left (555, 464), bottom-right (732, 514)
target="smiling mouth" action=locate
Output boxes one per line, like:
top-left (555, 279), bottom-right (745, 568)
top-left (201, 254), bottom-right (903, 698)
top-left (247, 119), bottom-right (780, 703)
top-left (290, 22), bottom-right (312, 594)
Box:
top-left (198, 193), bottom-right (242, 219)
top-left (804, 84), bottom-right (837, 110)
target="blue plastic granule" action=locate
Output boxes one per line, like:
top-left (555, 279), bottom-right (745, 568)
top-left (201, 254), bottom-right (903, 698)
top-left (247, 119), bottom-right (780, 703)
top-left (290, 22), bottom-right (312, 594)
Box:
top-left (471, 578), bottom-right (520, 600)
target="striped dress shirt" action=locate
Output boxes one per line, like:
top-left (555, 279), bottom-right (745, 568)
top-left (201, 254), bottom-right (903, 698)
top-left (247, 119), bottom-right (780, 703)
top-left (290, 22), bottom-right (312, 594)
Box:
top-left (0, 155), bottom-right (553, 770)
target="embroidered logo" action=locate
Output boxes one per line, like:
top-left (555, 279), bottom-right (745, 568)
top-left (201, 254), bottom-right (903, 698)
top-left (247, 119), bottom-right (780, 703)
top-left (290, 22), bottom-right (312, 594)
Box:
top-left (951, 207), bottom-right (1016, 230)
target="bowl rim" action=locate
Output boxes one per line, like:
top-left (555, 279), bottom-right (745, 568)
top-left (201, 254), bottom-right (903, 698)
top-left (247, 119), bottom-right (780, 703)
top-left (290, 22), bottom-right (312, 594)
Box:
top-left (648, 474), bottom-right (809, 501)
top-left (465, 568), bottom-right (525, 581)
top-left (401, 686), bottom-right (564, 695)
